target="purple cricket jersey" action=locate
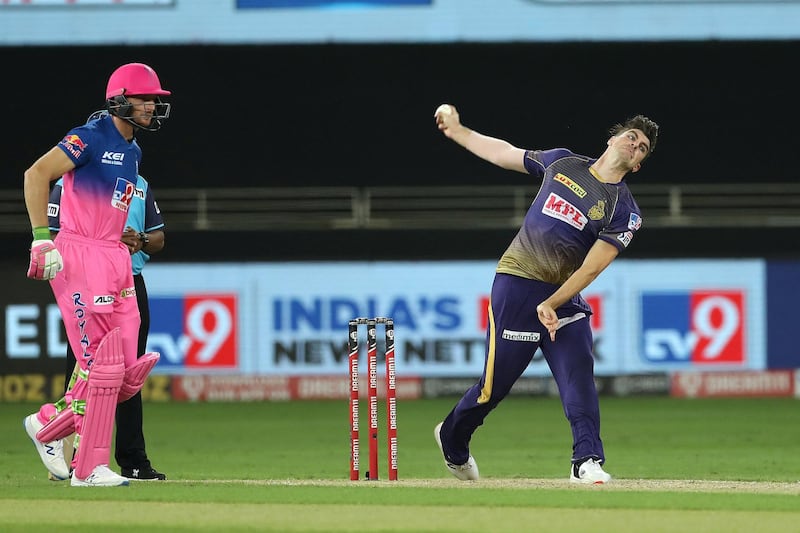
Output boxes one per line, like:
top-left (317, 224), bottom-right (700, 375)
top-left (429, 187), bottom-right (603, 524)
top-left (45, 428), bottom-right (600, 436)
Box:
top-left (497, 148), bottom-right (642, 285)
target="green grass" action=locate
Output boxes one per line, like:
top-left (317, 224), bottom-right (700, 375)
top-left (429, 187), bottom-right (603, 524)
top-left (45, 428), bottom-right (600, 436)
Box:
top-left (2, 397), bottom-right (800, 532)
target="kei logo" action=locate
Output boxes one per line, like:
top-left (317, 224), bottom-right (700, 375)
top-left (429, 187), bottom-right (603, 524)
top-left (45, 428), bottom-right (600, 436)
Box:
top-left (641, 290), bottom-right (745, 365)
top-left (147, 294), bottom-right (238, 370)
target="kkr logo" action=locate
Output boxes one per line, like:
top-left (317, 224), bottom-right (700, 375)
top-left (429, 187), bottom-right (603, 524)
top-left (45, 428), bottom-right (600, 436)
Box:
top-left (542, 192), bottom-right (587, 230)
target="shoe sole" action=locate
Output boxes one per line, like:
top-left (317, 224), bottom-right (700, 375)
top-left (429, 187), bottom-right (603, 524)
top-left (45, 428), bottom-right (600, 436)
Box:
top-left (122, 468), bottom-right (167, 481)
top-left (570, 476), bottom-right (610, 485)
top-left (71, 479), bottom-right (130, 487)
top-left (72, 467), bottom-right (131, 487)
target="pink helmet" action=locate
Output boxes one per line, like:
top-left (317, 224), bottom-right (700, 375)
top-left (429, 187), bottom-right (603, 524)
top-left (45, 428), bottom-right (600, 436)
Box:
top-left (105, 63), bottom-right (171, 99)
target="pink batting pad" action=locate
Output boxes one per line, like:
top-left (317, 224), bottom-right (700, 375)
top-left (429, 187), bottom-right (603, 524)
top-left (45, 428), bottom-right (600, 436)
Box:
top-left (118, 352), bottom-right (160, 402)
top-left (73, 328), bottom-right (125, 480)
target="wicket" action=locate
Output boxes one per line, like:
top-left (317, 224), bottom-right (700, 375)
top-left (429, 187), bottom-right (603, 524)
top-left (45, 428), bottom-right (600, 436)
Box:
top-left (348, 317), bottom-right (398, 481)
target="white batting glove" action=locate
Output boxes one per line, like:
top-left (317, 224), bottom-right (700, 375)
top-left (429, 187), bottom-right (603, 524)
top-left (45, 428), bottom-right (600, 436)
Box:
top-left (27, 240), bottom-right (64, 280)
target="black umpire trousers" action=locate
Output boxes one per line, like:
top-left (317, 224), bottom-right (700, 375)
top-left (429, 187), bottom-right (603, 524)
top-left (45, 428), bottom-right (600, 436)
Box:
top-left (64, 272), bottom-right (151, 468)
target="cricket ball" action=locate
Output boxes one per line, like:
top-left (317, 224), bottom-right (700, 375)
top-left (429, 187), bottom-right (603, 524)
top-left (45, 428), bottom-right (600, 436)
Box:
top-left (435, 104), bottom-right (453, 117)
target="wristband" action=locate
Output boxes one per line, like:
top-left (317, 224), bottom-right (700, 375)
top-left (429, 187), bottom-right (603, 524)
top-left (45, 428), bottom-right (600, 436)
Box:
top-left (138, 232), bottom-right (150, 246)
top-left (32, 227), bottom-right (50, 241)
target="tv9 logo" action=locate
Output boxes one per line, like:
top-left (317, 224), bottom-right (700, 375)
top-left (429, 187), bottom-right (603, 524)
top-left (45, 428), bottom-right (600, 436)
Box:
top-left (641, 291), bottom-right (745, 365)
top-left (148, 294), bottom-right (238, 370)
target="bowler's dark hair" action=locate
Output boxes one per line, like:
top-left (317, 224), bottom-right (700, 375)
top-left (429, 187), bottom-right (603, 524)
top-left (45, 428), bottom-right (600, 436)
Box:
top-left (610, 115), bottom-right (659, 159)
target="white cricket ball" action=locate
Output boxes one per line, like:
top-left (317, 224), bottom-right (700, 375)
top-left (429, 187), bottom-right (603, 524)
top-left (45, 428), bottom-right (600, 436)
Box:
top-left (435, 104), bottom-right (453, 117)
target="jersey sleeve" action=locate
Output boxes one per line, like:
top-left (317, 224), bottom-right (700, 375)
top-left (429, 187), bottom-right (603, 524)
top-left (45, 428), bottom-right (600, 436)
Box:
top-left (597, 186), bottom-right (642, 252)
top-left (47, 180), bottom-right (64, 232)
top-left (55, 126), bottom-right (94, 167)
top-left (523, 148), bottom-right (576, 178)
top-left (143, 185), bottom-right (165, 232)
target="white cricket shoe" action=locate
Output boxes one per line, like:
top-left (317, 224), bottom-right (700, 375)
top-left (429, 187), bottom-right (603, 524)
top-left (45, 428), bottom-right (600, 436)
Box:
top-left (570, 458), bottom-right (612, 484)
top-left (71, 465), bottom-right (130, 487)
top-left (23, 414), bottom-right (70, 481)
top-left (434, 422), bottom-right (479, 481)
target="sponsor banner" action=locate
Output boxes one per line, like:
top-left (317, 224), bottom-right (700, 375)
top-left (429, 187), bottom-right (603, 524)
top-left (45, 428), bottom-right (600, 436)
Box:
top-left (608, 374), bottom-right (671, 396)
top-left (3, 1), bottom-right (800, 44)
top-left (671, 370), bottom-right (795, 398)
top-left (237, 0), bottom-right (430, 7)
top-left (796, 370), bottom-right (800, 399)
top-left (422, 376), bottom-right (559, 398)
top-left (765, 262), bottom-right (800, 369)
top-left (144, 260), bottom-right (766, 378)
top-left (0, 260), bottom-right (769, 384)
top-left (170, 374), bottom-right (422, 402)
top-left (0, 373), bottom-right (171, 403)
top-left (145, 262), bottom-right (624, 377)
top-left (148, 293), bottom-right (240, 372)
top-left (641, 291), bottom-right (748, 366)
top-left (420, 376), bottom-right (668, 398)
top-left (629, 261), bottom-right (766, 372)
top-left (1, 0), bottom-right (171, 5)
top-left (1, 274), bottom-right (68, 376)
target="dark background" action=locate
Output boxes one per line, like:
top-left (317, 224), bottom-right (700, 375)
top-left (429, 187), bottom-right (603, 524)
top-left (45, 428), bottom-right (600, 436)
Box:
top-left (2, 41), bottom-right (797, 262)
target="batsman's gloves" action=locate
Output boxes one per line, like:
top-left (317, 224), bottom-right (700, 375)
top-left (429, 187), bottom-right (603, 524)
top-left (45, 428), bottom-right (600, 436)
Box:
top-left (27, 239), bottom-right (63, 280)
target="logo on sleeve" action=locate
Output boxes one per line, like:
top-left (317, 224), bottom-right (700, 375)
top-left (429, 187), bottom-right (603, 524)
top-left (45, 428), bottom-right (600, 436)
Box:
top-left (542, 192), bottom-right (588, 230)
top-left (59, 134), bottom-right (87, 159)
top-left (47, 203), bottom-right (59, 217)
top-left (628, 213), bottom-right (642, 230)
top-left (120, 287), bottom-right (137, 298)
top-left (617, 231), bottom-right (633, 247)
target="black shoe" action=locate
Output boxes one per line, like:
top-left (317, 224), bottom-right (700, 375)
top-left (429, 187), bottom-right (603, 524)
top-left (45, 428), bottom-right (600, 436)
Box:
top-left (121, 466), bottom-right (166, 480)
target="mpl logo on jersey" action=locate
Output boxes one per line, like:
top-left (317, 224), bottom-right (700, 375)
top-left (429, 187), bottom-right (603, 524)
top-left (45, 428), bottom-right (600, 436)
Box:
top-left (148, 294), bottom-right (238, 371)
top-left (641, 291), bottom-right (745, 366)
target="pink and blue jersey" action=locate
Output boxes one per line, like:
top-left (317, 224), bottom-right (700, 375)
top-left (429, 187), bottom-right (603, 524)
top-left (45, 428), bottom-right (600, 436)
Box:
top-left (49, 175), bottom-right (165, 276)
top-left (55, 115), bottom-right (142, 241)
top-left (48, 113), bottom-right (142, 374)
